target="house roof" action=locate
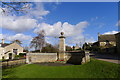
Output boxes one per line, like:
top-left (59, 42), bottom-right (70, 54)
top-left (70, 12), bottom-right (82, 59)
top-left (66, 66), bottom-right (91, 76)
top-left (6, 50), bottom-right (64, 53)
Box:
top-left (115, 32), bottom-right (120, 35)
top-left (88, 43), bottom-right (93, 45)
top-left (98, 34), bottom-right (116, 42)
top-left (0, 43), bottom-right (10, 47)
top-left (92, 41), bottom-right (99, 46)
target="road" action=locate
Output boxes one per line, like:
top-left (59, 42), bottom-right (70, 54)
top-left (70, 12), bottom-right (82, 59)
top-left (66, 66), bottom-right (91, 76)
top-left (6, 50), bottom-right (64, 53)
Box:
top-left (90, 53), bottom-right (120, 64)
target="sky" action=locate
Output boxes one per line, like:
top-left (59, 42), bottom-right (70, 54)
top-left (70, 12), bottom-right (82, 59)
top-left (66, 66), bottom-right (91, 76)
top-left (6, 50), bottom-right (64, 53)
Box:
top-left (0, 2), bottom-right (119, 48)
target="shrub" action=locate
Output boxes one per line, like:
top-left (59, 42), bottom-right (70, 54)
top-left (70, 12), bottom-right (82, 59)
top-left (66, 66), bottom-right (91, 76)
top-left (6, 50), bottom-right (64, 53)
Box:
top-left (31, 50), bottom-right (40, 53)
top-left (41, 44), bottom-right (59, 53)
top-left (14, 55), bottom-right (20, 59)
top-left (19, 53), bottom-right (26, 57)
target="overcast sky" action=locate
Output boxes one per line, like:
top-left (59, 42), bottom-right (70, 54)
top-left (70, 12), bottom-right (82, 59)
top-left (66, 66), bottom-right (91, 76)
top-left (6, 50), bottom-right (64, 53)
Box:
top-left (0, 2), bottom-right (119, 47)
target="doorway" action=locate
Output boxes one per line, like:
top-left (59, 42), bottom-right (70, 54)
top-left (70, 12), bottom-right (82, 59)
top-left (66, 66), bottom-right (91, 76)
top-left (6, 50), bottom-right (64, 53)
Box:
top-left (9, 53), bottom-right (12, 59)
top-left (13, 49), bottom-right (18, 55)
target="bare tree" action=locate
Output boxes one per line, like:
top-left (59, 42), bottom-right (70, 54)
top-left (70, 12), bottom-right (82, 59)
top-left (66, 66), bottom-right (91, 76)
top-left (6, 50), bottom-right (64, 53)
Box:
top-left (23, 46), bottom-right (29, 53)
top-left (41, 43), bottom-right (59, 53)
top-left (1, 2), bottom-right (31, 14)
top-left (30, 30), bottom-right (46, 52)
top-left (12, 39), bottom-right (22, 45)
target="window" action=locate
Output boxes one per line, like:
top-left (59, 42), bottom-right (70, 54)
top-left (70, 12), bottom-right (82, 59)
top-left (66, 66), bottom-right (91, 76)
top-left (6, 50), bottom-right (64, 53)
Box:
top-left (13, 49), bottom-right (18, 55)
top-left (106, 40), bottom-right (109, 45)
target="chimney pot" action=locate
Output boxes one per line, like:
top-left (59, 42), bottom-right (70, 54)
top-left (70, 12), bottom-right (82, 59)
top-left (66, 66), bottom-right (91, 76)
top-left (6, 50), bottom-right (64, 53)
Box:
top-left (98, 32), bottom-right (100, 36)
top-left (2, 39), bottom-right (4, 44)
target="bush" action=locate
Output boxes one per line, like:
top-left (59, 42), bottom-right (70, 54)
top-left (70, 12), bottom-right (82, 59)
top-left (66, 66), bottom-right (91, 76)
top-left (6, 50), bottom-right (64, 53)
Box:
top-left (41, 44), bottom-right (59, 53)
top-left (31, 50), bottom-right (40, 53)
top-left (66, 46), bottom-right (73, 51)
top-left (19, 53), bottom-right (26, 57)
top-left (14, 55), bottom-right (20, 59)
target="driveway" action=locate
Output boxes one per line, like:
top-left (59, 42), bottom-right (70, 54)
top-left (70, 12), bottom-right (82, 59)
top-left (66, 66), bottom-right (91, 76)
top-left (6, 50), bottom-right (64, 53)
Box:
top-left (90, 53), bottom-right (120, 64)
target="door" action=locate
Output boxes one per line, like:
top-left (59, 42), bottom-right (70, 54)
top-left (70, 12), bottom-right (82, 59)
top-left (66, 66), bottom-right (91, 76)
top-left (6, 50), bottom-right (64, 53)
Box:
top-left (13, 49), bottom-right (18, 55)
top-left (9, 53), bottom-right (12, 59)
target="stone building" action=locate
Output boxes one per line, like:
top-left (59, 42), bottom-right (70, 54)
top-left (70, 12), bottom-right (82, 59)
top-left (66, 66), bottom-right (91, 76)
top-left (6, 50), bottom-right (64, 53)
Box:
top-left (75, 44), bottom-right (80, 50)
top-left (0, 39), bottom-right (24, 59)
top-left (98, 33), bottom-right (116, 48)
top-left (115, 32), bottom-right (120, 53)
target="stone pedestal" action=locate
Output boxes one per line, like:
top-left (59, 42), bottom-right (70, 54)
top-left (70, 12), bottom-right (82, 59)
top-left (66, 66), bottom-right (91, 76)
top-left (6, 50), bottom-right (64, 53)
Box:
top-left (58, 32), bottom-right (66, 60)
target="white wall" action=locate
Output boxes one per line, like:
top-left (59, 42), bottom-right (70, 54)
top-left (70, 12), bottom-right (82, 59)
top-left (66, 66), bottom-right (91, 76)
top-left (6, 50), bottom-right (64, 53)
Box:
top-left (0, 47), bottom-right (4, 59)
top-left (4, 43), bottom-right (23, 55)
top-left (1, 42), bottom-right (24, 60)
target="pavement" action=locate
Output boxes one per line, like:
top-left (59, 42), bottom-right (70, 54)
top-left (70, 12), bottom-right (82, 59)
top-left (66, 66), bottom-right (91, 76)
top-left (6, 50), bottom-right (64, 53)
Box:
top-left (90, 53), bottom-right (120, 64)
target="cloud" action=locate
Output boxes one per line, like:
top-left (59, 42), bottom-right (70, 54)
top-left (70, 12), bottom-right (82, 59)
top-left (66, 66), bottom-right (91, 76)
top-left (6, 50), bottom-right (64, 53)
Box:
top-left (0, 34), bottom-right (4, 40)
top-left (67, 34), bottom-right (95, 45)
top-left (85, 37), bottom-right (96, 43)
top-left (34, 22), bottom-right (62, 37)
top-left (0, 2), bottom-right (49, 19)
top-left (34, 21), bottom-right (89, 37)
top-left (26, 3), bottom-right (49, 19)
top-left (0, 33), bottom-right (32, 42)
top-left (103, 31), bottom-right (119, 35)
top-left (116, 20), bottom-right (120, 27)
top-left (98, 23), bottom-right (105, 28)
top-left (91, 16), bottom-right (98, 22)
top-left (0, 15), bottom-right (37, 32)
top-left (34, 21), bottom-right (92, 45)
top-left (0, 3), bottom-right (50, 32)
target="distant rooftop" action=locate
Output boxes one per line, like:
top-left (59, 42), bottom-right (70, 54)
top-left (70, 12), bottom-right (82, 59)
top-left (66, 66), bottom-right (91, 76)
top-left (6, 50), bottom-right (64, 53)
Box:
top-left (0, 43), bottom-right (10, 47)
top-left (98, 34), bottom-right (116, 42)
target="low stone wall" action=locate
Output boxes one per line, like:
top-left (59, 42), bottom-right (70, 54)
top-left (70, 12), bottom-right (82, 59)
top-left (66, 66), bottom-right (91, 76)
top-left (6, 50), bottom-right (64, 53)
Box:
top-left (64, 52), bottom-right (90, 64)
top-left (64, 53), bottom-right (84, 64)
top-left (26, 52), bottom-right (90, 65)
top-left (2, 59), bottom-right (26, 68)
top-left (26, 53), bottom-right (58, 63)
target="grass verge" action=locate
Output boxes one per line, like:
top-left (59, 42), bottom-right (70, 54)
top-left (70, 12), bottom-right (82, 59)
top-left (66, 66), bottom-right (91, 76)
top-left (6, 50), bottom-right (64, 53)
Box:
top-left (2, 58), bottom-right (120, 78)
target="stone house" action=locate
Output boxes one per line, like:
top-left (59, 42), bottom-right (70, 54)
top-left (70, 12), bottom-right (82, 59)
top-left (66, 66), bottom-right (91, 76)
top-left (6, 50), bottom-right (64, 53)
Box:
top-left (115, 32), bottom-right (120, 53)
top-left (98, 33), bottom-right (116, 48)
top-left (0, 39), bottom-right (24, 60)
top-left (75, 44), bottom-right (80, 50)
top-left (88, 43), bottom-right (93, 47)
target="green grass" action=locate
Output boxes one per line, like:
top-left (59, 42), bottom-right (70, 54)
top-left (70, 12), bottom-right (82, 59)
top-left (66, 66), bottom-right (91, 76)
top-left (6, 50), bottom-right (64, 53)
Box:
top-left (2, 58), bottom-right (120, 78)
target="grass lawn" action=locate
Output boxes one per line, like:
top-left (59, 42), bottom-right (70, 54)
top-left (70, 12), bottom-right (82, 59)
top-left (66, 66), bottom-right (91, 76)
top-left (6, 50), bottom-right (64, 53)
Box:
top-left (2, 58), bottom-right (120, 78)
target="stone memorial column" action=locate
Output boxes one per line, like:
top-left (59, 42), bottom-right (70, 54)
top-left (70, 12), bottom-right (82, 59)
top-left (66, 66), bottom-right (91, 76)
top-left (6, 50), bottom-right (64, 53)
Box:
top-left (59, 32), bottom-right (66, 60)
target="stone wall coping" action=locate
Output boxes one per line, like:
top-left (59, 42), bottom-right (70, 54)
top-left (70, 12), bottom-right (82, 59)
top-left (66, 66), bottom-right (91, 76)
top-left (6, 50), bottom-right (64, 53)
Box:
top-left (85, 53), bottom-right (90, 55)
top-left (27, 53), bottom-right (57, 55)
top-left (65, 53), bottom-right (81, 54)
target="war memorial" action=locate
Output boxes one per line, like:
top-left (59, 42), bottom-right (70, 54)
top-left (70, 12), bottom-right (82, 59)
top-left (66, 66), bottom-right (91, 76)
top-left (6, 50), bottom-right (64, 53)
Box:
top-left (26, 32), bottom-right (90, 65)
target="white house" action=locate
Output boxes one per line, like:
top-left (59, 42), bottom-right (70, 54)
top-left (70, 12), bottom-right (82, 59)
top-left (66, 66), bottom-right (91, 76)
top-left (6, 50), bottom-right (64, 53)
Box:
top-left (0, 39), bottom-right (24, 60)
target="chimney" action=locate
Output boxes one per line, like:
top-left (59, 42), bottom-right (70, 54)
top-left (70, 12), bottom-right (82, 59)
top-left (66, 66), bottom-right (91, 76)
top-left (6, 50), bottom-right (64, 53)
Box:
top-left (2, 39), bottom-right (4, 44)
top-left (98, 32), bottom-right (100, 36)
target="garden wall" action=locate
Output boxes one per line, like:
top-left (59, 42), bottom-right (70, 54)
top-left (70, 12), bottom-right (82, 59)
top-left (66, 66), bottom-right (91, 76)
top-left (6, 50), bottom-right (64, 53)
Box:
top-left (26, 53), bottom-right (58, 63)
top-left (2, 59), bottom-right (26, 68)
top-left (26, 52), bottom-right (90, 65)
top-left (65, 52), bottom-right (90, 64)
